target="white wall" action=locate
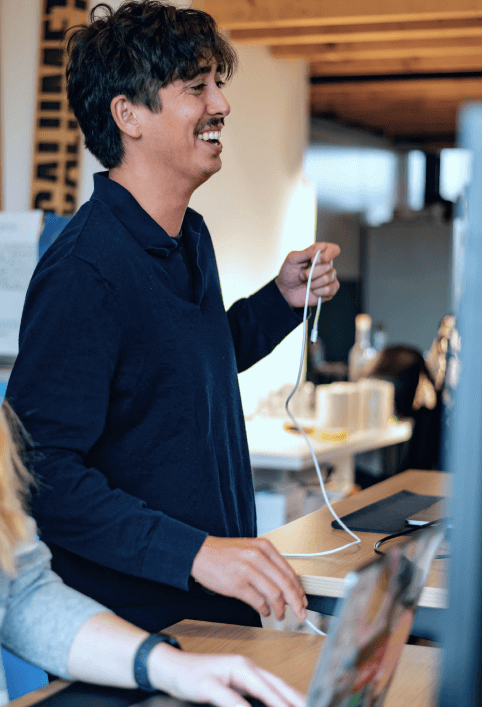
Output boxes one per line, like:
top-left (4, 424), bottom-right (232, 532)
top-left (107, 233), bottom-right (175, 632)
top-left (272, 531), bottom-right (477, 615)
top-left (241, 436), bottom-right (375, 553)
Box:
top-left (0, 2), bottom-right (312, 416)
top-left (0, 0), bottom-right (41, 211)
top-left (189, 46), bottom-right (313, 416)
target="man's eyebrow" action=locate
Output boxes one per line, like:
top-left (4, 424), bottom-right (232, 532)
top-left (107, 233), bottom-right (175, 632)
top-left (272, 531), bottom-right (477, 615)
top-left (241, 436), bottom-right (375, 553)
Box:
top-left (195, 64), bottom-right (223, 77)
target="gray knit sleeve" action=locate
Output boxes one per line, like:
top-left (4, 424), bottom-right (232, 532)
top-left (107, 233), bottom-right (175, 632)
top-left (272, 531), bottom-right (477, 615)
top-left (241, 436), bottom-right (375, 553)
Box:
top-left (1, 525), bottom-right (110, 679)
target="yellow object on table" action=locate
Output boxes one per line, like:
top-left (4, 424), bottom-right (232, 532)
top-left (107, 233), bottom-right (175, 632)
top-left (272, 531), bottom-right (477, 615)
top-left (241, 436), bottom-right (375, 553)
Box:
top-left (283, 423), bottom-right (349, 443)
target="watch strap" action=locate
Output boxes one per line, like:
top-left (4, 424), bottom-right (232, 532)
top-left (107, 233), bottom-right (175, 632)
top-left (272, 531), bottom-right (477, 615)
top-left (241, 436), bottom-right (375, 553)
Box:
top-left (134, 633), bottom-right (181, 692)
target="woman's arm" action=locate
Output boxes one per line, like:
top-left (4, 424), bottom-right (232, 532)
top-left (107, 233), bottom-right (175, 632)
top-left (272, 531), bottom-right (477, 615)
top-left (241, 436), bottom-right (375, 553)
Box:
top-left (68, 612), bottom-right (305, 707)
top-left (5, 536), bottom-right (303, 707)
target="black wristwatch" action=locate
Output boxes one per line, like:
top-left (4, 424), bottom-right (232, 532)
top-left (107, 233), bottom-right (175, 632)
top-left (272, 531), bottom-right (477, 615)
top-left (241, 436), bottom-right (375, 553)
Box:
top-left (134, 633), bottom-right (182, 692)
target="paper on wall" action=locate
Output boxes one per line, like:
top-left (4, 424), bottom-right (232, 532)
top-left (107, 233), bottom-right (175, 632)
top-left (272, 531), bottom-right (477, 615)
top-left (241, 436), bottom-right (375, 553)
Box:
top-left (0, 211), bottom-right (43, 356)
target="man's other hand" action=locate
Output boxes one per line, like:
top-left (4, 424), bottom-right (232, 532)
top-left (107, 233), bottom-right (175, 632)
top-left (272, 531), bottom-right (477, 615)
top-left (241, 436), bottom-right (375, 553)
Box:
top-left (275, 242), bottom-right (341, 309)
top-left (191, 536), bottom-right (308, 621)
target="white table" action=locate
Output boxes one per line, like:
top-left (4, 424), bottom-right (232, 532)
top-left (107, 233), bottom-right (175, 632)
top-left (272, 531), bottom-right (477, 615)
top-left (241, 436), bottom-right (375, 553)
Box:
top-left (247, 417), bottom-right (413, 495)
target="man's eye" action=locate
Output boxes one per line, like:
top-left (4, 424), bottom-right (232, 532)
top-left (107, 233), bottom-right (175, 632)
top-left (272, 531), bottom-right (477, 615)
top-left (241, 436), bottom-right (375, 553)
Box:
top-left (216, 81), bottom-right (226, 89)
top-left (192, 83), bottom-right (206, 91)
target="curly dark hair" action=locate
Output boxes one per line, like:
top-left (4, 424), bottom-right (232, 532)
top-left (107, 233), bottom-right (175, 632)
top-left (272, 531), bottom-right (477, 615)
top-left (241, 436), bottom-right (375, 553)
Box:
top-left (66, 1), bottom-right (237, 169)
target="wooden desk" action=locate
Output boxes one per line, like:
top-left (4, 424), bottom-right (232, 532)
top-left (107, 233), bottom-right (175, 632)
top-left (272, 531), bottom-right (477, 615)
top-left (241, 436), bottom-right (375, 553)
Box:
top-left (9, 620), bottom-right (440, 707)
top-left (263, 470), bottom-right (449, 614)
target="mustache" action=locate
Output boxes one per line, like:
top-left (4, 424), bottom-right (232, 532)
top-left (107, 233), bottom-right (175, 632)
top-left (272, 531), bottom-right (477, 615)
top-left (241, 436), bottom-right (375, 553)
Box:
top-left (196, 117), bottom-right (225, 134)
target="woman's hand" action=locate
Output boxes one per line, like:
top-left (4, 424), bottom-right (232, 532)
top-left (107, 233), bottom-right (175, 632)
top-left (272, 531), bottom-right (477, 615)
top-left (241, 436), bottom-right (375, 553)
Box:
top-left (68, 613), bottom-right (305, 706)
top-left (148, 644), bottom-right (306, 707)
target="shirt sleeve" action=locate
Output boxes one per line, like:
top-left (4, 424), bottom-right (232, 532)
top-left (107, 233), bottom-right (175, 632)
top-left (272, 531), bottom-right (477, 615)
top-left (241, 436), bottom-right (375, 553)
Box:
top-left (226, 279), bottom-right (304, 373)
top-left (7, 257), bottom-right (207, 592)
top-left (1, 533), bottom-right (108, 679)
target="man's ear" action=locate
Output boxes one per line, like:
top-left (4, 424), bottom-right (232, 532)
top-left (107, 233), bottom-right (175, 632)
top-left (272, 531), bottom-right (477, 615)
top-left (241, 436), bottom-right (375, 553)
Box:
top-left (110, 95), bottom-right (141, 139)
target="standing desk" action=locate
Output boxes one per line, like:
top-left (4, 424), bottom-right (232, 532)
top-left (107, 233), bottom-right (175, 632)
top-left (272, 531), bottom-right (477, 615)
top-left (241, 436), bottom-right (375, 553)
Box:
top-left (9, 620), bottom-right (440, 707)
top-left (262, 470), bottom-right (449, 638)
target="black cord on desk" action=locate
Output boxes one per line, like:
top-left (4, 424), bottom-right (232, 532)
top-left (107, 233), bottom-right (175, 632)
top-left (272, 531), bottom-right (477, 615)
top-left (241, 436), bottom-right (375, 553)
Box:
top-left (373, 519), bottom-right (450, 560)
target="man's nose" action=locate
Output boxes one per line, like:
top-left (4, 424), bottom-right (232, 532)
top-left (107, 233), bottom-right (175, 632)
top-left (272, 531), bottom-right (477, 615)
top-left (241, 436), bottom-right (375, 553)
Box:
top-left (208, 85), bottom-right (230, 118)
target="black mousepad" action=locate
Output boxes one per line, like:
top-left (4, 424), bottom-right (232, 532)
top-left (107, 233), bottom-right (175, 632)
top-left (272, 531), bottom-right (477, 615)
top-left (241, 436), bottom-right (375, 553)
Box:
top-left (331, 490), bottom-right (443, 534)
top-left (34, 681), bottom-right (266, 707)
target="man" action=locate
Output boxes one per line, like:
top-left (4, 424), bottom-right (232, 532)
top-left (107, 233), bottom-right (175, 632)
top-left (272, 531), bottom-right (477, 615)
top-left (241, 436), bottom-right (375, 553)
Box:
top-left (7, 0), bottom-right (340, 632)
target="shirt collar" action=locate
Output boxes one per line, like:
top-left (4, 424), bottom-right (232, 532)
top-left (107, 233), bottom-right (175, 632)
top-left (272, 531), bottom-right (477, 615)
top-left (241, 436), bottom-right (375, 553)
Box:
top-left (89, 172), bottom-right (204, 257)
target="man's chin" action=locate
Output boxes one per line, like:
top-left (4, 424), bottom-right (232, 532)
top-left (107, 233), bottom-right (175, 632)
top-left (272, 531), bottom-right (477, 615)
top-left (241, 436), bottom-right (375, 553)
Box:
top-left (195, 160), bottom-right (222, 186)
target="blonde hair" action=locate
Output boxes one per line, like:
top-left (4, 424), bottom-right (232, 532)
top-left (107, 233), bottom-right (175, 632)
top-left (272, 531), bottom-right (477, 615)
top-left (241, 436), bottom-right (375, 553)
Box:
top-left (0, 400), bottom-right (35, 573)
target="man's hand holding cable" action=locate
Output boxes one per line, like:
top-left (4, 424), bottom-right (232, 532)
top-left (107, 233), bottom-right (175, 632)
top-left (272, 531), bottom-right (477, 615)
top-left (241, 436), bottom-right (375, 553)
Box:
top-left (191, 536), bottom-right (308, 621)
top-left (276, 242), bottom-right (340, 308)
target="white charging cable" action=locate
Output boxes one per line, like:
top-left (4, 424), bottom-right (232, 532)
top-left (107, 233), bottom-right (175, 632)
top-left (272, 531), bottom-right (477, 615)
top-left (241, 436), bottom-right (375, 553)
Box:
top-left (282, 251), bottom-right (361, 636)
top-left (310, 294), bottom-right (323, 345)
top-left (283, 251), bottom-right (361, 556)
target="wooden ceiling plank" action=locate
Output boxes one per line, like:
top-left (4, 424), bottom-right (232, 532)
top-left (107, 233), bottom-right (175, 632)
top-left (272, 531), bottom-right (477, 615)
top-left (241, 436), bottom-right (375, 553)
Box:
top-left (311, 104), bottom-right (459, 119)
top-left (271, 36), bottom-right (482, 61)
top-left (311, 97), bottom-right (466, 108)
top-left (273, 45), bottom-right (482, 63)
top-left (311, 107), bottom-right (460, 120)
top-left (310, 115), bottom-right (456, 131)
top-left (230, 18), bottom-right (482, 46)
top-left (310, 77), bottom-right (482, 95)
top-left (310, 116), bottom-right (457, 129)
top-left (310, 55), bottom-right (482, 76)
top-left (205, 0), bottom-right (482, 30)
top-left (310, 98), bottom-right (482, 111)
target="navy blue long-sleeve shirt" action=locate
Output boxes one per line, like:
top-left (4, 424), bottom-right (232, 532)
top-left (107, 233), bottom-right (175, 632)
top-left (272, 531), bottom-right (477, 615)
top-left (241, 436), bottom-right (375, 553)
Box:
top-left (6, 173), bottom-right (303, 610)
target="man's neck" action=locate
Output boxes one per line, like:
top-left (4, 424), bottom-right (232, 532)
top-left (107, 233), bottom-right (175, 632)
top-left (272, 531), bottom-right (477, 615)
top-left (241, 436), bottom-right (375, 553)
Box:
top-left (109, 164), bottom-right (193, 238)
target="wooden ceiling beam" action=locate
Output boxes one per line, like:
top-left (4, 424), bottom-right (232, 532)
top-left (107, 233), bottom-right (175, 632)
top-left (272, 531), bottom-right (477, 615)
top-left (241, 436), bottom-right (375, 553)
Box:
top-left (230, 17), bottom-right (482, 46)
top-left (310, 108), bottom-right (458, 124)
top-left (310, 77), bottom-right (482, 97)
top-left (271, 36), bottom-right (482, 62)
top-left (311, 100), bottom-right (462, 112)
top-left (407, 140), bottom-right (456, 149)
top-left (311, 99), bottom-right (459, 115)
top-left (310, 55), bottom-right (482, 76)
top-left (204, 0), bottom-right (482, 30)
top-left (313, 122), bottom-right (459, 134)
top-left (384, 126), bottom-right (457, 135)
top-left (310, 113), bottom-right (456, 134)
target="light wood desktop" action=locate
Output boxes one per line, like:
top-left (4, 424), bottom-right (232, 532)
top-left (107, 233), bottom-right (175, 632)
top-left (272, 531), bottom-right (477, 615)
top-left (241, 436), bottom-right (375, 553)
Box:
top-left (262, 470), bottom-right (449, 611)
top-left (9, 472), bottom-right (445, 707)
top-left (9, 620), bottom-right (440, 707)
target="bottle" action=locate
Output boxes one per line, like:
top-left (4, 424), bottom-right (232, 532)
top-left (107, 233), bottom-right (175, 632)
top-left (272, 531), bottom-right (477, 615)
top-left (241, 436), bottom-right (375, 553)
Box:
top-left (348, 314), bottom-right (376, 381)
top-left (373, 322), bottom-right (388, 351)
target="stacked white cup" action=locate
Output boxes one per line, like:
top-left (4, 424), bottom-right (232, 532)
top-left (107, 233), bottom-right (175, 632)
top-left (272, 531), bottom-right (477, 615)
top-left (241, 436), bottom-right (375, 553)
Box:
top-left (315, 379), bottom-right (394, 433)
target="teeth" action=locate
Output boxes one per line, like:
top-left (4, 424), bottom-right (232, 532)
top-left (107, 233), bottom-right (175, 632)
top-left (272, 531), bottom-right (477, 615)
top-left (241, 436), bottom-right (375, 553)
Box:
top-left (197, 131), bottom-right (221, 141)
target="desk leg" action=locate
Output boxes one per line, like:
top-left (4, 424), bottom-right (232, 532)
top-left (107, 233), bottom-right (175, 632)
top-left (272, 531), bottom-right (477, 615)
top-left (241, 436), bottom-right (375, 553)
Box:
top-left (326, 455), bottom-right (355, 499)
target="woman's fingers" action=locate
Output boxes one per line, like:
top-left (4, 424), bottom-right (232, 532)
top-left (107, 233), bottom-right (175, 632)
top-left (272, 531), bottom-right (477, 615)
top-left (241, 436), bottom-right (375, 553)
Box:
top-left (150, 651), bottom-right (306, 707)
top-left (228, 658), bottom-right (306, 707)
top-left (253, 667), bottom-right (307, 707)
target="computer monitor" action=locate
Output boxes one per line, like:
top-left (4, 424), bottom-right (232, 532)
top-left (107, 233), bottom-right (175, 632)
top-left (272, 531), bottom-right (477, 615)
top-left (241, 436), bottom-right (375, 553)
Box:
top-left (439, 103), bottom-right (482, 706)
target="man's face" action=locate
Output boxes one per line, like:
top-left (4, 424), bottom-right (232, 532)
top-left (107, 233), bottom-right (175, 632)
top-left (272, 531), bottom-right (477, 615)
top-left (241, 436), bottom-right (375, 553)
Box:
top-left (136, 61), bottom-right (231, 190)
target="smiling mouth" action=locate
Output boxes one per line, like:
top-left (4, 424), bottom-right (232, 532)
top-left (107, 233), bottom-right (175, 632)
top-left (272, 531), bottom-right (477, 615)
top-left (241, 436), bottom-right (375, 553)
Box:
top-left (197, 130), bottom-right (221, 145)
